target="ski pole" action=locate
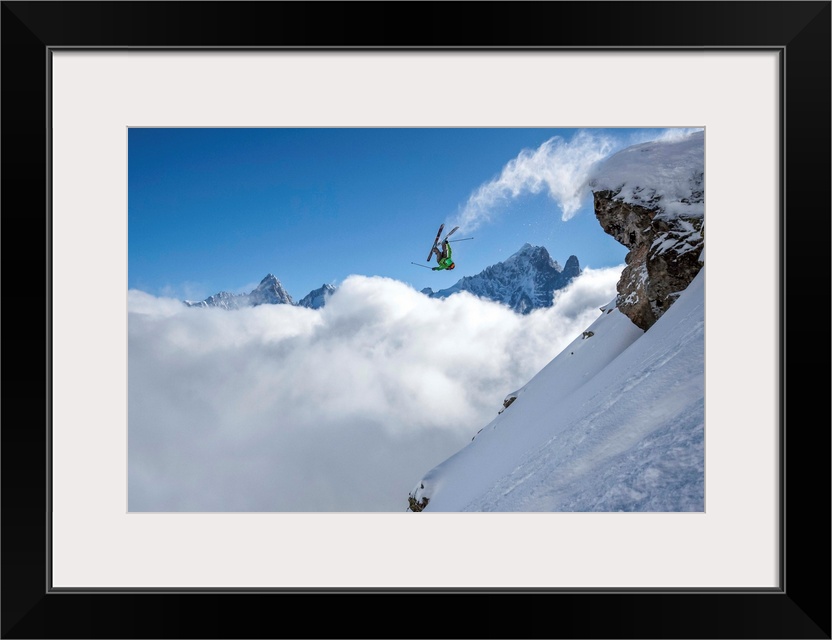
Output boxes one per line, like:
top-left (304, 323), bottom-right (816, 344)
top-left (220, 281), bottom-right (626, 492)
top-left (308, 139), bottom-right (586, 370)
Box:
top-left (448, 237), bottom-right (474, 243)
top-left (411, 262), bottom-right (433, 269)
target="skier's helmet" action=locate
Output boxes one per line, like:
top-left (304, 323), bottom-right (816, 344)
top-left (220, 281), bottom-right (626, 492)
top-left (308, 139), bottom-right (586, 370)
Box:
top-left (449, 262), bottom-right (455, 270)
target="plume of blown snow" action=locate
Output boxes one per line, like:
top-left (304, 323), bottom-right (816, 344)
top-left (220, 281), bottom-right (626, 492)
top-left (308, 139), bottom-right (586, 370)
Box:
top-left (452, 131), bottom-right (617, 232)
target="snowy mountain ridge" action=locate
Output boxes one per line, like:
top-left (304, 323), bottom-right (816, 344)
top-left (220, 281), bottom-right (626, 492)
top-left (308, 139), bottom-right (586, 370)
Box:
top-left (421, 243), bottom-right (581, 314)
top-left (296, 283), bottom-right (337, 310)
top-left (184, 275), bottom-right (333, 310)
top-left (184, 246), bottom-right (579, 314)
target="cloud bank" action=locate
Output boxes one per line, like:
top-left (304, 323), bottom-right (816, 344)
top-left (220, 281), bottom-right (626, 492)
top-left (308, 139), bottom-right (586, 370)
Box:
top-left (452, 131), bottom-right (617, 232)
top-left (128, 267), bottom-right (622, 512)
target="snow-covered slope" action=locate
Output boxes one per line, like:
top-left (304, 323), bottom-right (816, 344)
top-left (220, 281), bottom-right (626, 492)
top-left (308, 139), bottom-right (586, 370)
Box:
top-left (410, 267), bottom-right (704, 512)
top-left (422, 244), bottom-right (581, 314)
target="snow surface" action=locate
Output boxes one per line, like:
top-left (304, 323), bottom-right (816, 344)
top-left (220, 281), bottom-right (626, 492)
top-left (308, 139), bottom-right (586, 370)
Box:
top-left (411, 267), bottom-right (704, 511)
top-left (588, 130), bottom-right (704, 220)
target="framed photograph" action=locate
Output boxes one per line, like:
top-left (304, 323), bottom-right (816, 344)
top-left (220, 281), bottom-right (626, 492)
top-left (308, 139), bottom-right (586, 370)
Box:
top-left (3, 2), bottom-right (829, 638)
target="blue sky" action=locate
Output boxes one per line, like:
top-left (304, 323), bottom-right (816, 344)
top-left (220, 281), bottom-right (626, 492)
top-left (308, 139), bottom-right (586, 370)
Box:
top-left (128, 127), bottom-right (690, 301)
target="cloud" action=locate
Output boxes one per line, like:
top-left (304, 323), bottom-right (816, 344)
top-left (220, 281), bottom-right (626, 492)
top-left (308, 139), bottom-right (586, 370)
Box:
top-left (548, 265), bottom-right (624, 320)
top-left (160, 281), bottom-right (213, 303)
top-left (128, 267), bottom-right (622, 512)
top-left (451, 131), bottom-right (617, 232)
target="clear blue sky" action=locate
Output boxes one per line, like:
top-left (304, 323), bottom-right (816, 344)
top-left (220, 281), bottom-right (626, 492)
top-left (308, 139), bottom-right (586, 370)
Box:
top-left (128, 127), bottom-right (680, 301)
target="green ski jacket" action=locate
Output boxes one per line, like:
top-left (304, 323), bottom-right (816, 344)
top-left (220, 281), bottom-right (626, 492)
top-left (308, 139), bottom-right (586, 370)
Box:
top-left (432, 243), bottom-right (454, 270)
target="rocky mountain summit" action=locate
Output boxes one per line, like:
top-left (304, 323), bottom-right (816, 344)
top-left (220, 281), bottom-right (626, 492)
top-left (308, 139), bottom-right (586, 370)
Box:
top-left (184, 274), bottom-right (331, 310)
top-left (421, 244), bottom-right (581, 314)
top-left (297, 283), bottom-right (337, 310)
top-left (589, 131), bottom-right (705, 330)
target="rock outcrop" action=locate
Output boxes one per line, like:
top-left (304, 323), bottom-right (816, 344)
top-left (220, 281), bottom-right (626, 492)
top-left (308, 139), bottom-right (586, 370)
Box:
top-left (593, 191), bottom-right (704, 330)
top-left (590, 131), bottom-right (705, 331)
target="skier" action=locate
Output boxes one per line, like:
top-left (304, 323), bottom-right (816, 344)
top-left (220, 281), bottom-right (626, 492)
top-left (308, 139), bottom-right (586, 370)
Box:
top-left (431, 239), bottom-right (455, 271)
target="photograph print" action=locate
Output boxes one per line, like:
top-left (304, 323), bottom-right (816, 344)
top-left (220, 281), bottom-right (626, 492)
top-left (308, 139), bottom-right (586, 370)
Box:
top-left (128, 126), bottom-right (705, 513)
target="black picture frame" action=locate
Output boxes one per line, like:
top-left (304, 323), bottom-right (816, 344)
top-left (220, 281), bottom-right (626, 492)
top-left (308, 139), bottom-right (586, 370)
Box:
top-left (2, 2), bottom-right (829, 638)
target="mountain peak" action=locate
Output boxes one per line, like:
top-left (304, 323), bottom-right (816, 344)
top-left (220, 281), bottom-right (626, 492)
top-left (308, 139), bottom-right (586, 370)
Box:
top-left (509, 243), bottom-right (551, 259)
top-left (185, 275), bottom-right (337, 310)
top-left (506, 244), bottom-right (560, 272)
top-left (251, 274), bottom-right (293, 305)
top-left (298, 283), bottom-right (336, 309)
top-left (425, 244), bottom-right (580, 314)
top-left (511, 242), bottom-right (539, 256)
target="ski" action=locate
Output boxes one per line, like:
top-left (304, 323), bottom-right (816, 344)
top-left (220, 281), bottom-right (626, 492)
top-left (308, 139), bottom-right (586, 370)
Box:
top-left (442, 226), bottom-right (460, 243)
top-left (427, 223), bottom-right (444, 261)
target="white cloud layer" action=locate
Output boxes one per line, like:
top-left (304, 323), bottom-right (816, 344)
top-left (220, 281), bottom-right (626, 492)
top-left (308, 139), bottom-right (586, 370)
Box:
top-left (452, 131), bottom-right (617, 231)
top-left (128, 267), bottom-right (622, 512)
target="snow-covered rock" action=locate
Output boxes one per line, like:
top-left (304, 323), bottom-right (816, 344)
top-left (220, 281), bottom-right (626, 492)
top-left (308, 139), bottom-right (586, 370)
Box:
top-left (184, 273), bottom-right (293, 309)
top-left (297, 283), bottom-right (336, 310)
top-left (589, 131), bottom-right (704, 330)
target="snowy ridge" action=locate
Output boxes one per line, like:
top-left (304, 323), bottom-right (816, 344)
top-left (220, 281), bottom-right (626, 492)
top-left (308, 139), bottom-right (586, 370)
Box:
top-left (297, 283), bottom-right (336, 309)
top-left (184, 275), bottom-right (334, 310)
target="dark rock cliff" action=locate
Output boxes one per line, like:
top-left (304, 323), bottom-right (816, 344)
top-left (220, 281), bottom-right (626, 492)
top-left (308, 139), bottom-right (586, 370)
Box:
top-left (593, 190), bottom-right (704, 331)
